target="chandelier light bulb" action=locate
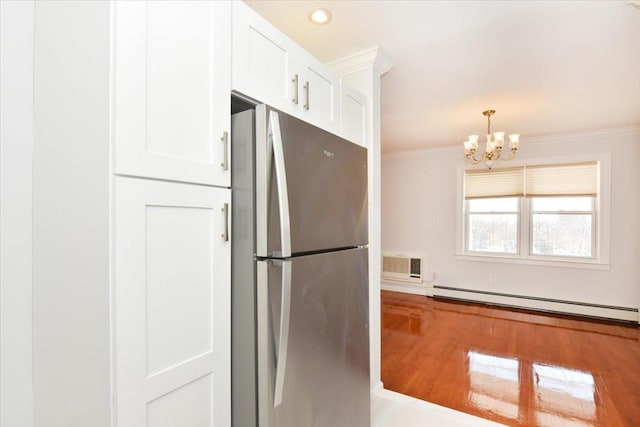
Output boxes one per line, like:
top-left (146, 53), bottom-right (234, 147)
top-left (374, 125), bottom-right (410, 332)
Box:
top-left (509, 134), bottom-right (520, 150)
top-left (469, 135), bottom-right (479, 149)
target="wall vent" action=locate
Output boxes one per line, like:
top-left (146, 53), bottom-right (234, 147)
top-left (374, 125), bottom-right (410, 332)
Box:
top-left (382, 254), bottom-right (423, 283)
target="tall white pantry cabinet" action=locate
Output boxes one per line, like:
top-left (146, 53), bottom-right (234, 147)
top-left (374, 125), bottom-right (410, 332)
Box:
top-left (33, 2), bottom-right (231, 427)
top-left (31, 1), bottom-right (368, 427)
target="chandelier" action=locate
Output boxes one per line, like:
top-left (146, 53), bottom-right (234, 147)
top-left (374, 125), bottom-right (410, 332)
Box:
top-left (463, 110), bottom-right (520, 169)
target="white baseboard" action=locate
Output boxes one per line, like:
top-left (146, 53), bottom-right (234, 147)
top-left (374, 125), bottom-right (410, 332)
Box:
top-left (381, 280), bottom-right (433, 297)
top-left (433, 286), bottom-right (639, 323)
top-left (371, 380), bottom-right (384, 396)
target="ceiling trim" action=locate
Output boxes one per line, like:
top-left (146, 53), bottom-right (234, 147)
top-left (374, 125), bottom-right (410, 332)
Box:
top-left (382, 125), bottom-right (640, 160)
top-left (516, 125), bottom-right (640, 147)
top-left (327, 46), bottom-right (394, 77)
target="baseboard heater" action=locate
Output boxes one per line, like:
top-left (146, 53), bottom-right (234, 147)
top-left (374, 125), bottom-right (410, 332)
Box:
top-left (433, 285), bottom-right (639, 323)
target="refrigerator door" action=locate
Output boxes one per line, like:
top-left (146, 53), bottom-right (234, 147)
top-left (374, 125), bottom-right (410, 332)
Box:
top-left (256, 105), bottom-right (368, 258)
top-left (231, 109), bottom-right (259, 427)
top-left (256, 248), bottom-right (370, 427)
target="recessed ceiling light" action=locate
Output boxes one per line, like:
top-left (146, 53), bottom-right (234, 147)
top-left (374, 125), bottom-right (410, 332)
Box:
top-left (309, 8), bottom-right (332, 25)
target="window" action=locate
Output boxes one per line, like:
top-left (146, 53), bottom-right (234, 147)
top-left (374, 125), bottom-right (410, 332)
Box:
top-left (467, 198), bottom-right (518, 254)
top-left (530, 197), bottom-right (594, 257)
top-left (462, 162), bottom-right (601, 262)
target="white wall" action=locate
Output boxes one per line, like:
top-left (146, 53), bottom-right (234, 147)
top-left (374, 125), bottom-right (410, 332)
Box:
top-left (32, 2), bottom-right (112, 426)
top-left (0, 1), bottom-right (35, 426)
top-left (382, 127), bottom-right (640, 314)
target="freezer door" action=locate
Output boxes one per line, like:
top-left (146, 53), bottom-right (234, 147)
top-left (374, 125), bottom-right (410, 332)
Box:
top-left (256, 105), bottom-right (368, 257)
top-left (256, 248), bottom-right (370, 427)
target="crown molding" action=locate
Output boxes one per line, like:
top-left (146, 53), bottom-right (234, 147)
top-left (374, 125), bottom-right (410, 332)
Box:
top-left (382, 125), bottom-right (640, 160)
top-left (626, 1), bottom-right (640, 9)
top-left (521, 125), bottom-right (640, 146)
top-left (382, 145), bottom-right (460, 160)
top-left (327, 46), bottom-right (394, 77)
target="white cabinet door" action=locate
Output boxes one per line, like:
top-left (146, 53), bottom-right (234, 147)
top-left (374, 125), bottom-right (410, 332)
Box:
top-left (114, 1), bottom-right (231, 187)
top-left (231, 1), bottom-right (298, 116)
top-left (298, 53), bottom-right (341, 134)
top-left (231, 2), bottom-right (341, 135)
top-left (340, 83), bottom-right (368, 147)
top-left (115, 177), bottom-right (230, 427)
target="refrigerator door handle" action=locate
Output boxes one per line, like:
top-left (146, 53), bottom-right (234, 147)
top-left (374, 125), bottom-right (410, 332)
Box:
top-left (273, 260), bottom-right (292, 407)
top-left (256, 261), bottom-right (269, 425)
top-left (268, 110), bottom-right (292, 258)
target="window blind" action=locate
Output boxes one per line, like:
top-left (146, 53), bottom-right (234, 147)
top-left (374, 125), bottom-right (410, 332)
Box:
top-left (525, 162), bottom-right (598, 197)
top-left (464, 162), bottom-right (598, 199)
top-left (464, 167), bottom-right (524, 199)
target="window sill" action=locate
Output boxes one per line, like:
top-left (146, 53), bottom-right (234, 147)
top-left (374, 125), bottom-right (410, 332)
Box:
top-left (455, 253), bottom-right (611, 271)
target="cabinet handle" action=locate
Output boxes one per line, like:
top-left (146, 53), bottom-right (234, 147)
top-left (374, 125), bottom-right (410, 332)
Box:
top-left (303, 81), bottom-right (309, 110)
top-left (220, 131), bottom-right (229, 171)
top-left (221, 203), bottom-right (229, 242)
top-left (291, 74), bottom-right (299, 105)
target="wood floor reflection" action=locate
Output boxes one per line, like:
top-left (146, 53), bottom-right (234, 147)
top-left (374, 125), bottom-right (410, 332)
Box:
top-left (381, 291), bottom-right (640, 427)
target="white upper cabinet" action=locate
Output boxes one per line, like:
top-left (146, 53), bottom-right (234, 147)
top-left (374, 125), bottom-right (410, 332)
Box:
top-left (296, 52), bottom-right (341, 133)
top-left (232, 1), bottom-right (340, 135)
top-left (114, 1), bottom-right (231, 187)
top-left (231, 1), bottom-right (297, 115)
top-left (340, 82), bottom-right (368, 147)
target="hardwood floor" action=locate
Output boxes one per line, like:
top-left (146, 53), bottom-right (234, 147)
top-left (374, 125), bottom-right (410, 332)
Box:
top-left (381, 290), bottom-right (640, 427)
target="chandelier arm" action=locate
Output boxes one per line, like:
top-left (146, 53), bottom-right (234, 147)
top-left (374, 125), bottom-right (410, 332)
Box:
top-left (499, 150), bottom-right (517, 161)
top-left (466, 151), bottom-right (485, 164)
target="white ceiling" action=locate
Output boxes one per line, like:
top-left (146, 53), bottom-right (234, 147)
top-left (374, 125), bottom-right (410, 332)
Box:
top-left (245, 1), bottom-right (640, 153)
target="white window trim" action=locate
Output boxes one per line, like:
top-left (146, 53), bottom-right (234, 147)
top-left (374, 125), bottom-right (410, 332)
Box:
top-left (456, 153), bottom-right (611, 270)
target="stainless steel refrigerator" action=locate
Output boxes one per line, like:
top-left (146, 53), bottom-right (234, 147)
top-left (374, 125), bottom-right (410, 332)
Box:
top-left (231, 103), bottom-right (370, 427)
